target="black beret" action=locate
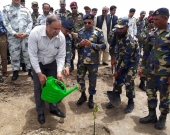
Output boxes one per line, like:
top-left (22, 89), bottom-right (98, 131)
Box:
top-left (21, 0), bottom-right (25, 2)
top-left (153, 8), bottom-right (169, 16)
top-left (83, 14), bottom-right (94, 20)
top-left (62, 20), bottom-right (74, 30)
top-left (129, 8), bottom-right (136, 12)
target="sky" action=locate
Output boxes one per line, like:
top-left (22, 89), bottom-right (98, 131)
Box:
top-left (0, 0), bottom-right (170, 18)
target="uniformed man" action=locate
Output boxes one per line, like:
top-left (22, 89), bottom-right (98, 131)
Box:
top-left (75, 14), bottom-right (106, 108)
top-left (2, 0), bottom-right (33, 80)
top-left (139, 8), bottom-right (170, 130)
top-left (106, 18), bottom-right (139, 113)
top-left (61, 20), bottom-right (74, 76)
top-left (92, 8), bottom-right (98, 26)
top-left (67, 1), bottom-right (84, 72)
top-left (84, 6), bottom-right (91, 15)
top-left (145, 10), bottom-right (154, 29)
top-left (127, 8), bottom-right (137, 37)
top-left (36, 3), bottom-right (51, 25)
top-left (55, 0), bottom-right (70, 21)
top-left (31, 1), bottom-right (40, 28)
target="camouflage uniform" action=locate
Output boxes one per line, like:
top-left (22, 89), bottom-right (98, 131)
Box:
top-left (75, 27), bottom-right (106, 95)
top-left (31, 12), bottom-right (40, 28)
top-left (55, 9), bottom-right (70, 20)
top-left (142, 25), bottom-right (170, 114)
top-left (67, 11), bottom-right (84, 68)
top-left (109, 29), bottom-right (140, 98)
top-left (36, 13), bottom-right (51, 25)
top-left (65, 35), bottom-right (73, 67)
top-left (2, 4), bottom-right (32, 71)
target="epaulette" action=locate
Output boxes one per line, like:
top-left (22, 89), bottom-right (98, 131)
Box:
top-left (94, 27), bottom-right (102, 32)
top-left (78, 12), bottom-right (84, 16)
top-left (66, 10), bottom-right (71, 13)
top-left (78, 27), bottom-right (84, 32)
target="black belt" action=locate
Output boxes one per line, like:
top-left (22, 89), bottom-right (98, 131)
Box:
top-left (0, 33), bottom-right (6, 36)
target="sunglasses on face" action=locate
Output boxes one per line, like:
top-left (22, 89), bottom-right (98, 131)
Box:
top-left (84, 22), bottom-right (91, 25)
top-left (102, 10), bottom-right (107, 12)
top-left (71, 7), bottom-right (76, 10)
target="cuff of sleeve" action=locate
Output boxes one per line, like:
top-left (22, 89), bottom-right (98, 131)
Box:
top-left (35, 67), bottom-right (41, 73)
top-left (65, 63), bottom-right (71, 68)
top-left (57, 66), bottom-right (63, 72)
top-left (92, 43), bottom-right (96, 49)
top-left (12, 31), bottom-right (16, 36)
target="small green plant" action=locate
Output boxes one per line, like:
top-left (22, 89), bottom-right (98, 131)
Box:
top-left (93, 104), bottom-right (99, 135)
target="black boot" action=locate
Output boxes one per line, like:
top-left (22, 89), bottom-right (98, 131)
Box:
top-left (124, 99), bottom-right (134, 113)
top-left (106, 102), bottom-right (114, 109)
top-left (0, 76), bottom-right (4, 83)
top-left (76, 91), bottom-right (87, 105)
top-left (12, 71), bottom-right (19, 81)
top-left (21, 63), bottom-right (27, 72)
top-left (7, 56), bottom-right (11, 64)
top-left (107, 91), bottom-right (121, 108)
top-left (139, 108), bottom-right (157, 124)
top-left (154, 113), bottom-right (167, 130)
top-left (139, 80), bottom-right (146, 91)
top-left (88, 95), bottom-right (94, 109)
top-left (28, 69), bottom-right (33, 79)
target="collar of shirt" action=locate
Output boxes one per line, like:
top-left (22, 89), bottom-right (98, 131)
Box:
top-left (41, 26), bottom-right (59, 39)
top-left (59, 9), bottom-right (67, 13)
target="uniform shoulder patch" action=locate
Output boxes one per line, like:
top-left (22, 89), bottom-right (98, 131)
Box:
top-left (95, 27), bottom-right (102, 32)
top-left (78, 27), bottom-right (85, 32)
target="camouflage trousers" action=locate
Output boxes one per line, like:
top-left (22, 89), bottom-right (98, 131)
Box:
top-left (8, 37), bottom-right (31, 71)
top-left (77, 63), bottom-right (98, 95)
top-left (114, 68), bottom-right (137, 99)
top-left (146, 73), bottom-right (170, 114)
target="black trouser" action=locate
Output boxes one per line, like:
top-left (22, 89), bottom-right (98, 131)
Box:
top-left (32, 61), bottom-right (58, 114)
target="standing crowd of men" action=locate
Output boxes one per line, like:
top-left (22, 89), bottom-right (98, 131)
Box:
top-left (0, 0), bottom-right (170, 130)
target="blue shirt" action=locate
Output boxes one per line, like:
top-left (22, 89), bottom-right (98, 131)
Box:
top-left (0, 11), bottom-right (6, 34)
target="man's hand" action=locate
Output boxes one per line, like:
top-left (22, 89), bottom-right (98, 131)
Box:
top-left (84, 39), bottom-right (92, 47)
top-left (14, 33), bottom-right (22, 39)
top-left (138, 68), bottom-right (143, 77)
top-left (57, 72), bottom-right (65, 82)
top-left (64, 67), bottom-right (70, 76)
top-left (72, 33), bottom-right (78, 39)
top-left (79, 40), bottom-right (86, 47)
top-left (111, 57), bottom-right (116, 67)
top-left (37, 72), bottom-right (47, 85)
top-left (20, 33), bottom-right (27, 39)
top-left (168, 76), bottom-right (170, 85)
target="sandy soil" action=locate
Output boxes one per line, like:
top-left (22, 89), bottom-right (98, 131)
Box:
top-left (0, 58), bottom-right (170, 135)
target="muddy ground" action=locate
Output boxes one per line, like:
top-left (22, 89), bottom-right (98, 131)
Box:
top-left (0, 58), bottom-right (170, 135)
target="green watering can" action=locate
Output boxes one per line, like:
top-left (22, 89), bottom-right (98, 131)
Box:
top-left (41, 76), bottom-right (81, 103)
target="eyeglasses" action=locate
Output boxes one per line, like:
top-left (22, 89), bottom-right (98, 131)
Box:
top-left (71, 7), bottom-right (76, 10)
top-left (102, 10), bottom-right (107, 12)
top-left (84, 22), bottom-right (91, 25)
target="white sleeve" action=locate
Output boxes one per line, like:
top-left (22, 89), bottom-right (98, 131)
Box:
top-left (28, 30), bottom-right (41, 73)
top-left (56, 35), bottom-right (66, 72)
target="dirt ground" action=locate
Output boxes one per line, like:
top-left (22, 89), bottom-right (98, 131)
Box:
top-left (0, 58), bottom-right (170, 135)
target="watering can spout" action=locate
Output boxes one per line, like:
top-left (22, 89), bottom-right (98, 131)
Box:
top-left (65, 84), bottom-right (81, 97)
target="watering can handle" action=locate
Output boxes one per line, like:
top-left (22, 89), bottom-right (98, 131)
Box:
top-left (54, 79), bottom-right (67, 90)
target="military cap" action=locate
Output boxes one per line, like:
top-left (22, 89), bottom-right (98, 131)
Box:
top-left (32, 1), bottom-right (38, 6)
top-left (114, 18), bottom-right (129, 28)
top-left (84, 6), bottom-right (91, 10)
top-left (129, 8), bottom-right (136, 12)
top-left (149, 10), bottom-right (154, 14)
top-left (148, 16), bottom-right (153, 23)
top-left (92, 8), bottom-right (98, 11)
top-left (83, 14), bottom-right (94, 20)
top-left (62, 20), bottom-right (74, 30)
top-left (70, 1), bottom-right (77, 7)
top-left (153, 8), bottom-right (169, 16)
top-left (140, 11), bottom-right (146, 15)
top-left (60, 0), bottom-right (66, 4)
top-left (21, 0), bottom-right (25, 2)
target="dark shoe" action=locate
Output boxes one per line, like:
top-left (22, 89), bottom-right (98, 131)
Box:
top-left (21, 63), bottom-right (27, 72)
top-left (0, 76), bottom-right (4, 83)
top-left (50, 109), bottom-right (66, 118)
top-left (38, 114), bottom-right (45, 124)
top-left (3, 72), bottom-right (9, 77)
top-left (70, 60), bottom-right (74, 72)
top-left (76, 92), bottom-right (87, 105)
top-left (139, 108), bottom-right (157, 124)
top-left (106, 102), bottom-right (114, 109)
top-left (107, 91), bottom-right (121, 108)
top-left (154, 113), bottom-right (167, 130)
top-left (28, 69), bottom-right (33, 79)
top-left (7, 56), bottom-right (11, 64)
top-left (12, 71), bottom-right (19, 81)
top-left (88, 95), bottom-right (94, 109)
top-left (124, 101), bottom-right (134, 114)
top-left (139, 81), bottom-right (146, 91)
top-left (103, 62), bottom-right (108, 65)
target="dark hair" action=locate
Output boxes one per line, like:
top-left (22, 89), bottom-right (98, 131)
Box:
top-left (42, 3), bottom-right (50, 8)
top-left (46, 15), bottom-right (61, 24)
top-left (129, 8), bottom-right (136, 12)
top-left (110, 5), bottom-right (117, 11)
top-left (50, 7), bottom-right (54, 11)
